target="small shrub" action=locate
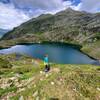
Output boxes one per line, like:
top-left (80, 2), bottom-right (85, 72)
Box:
top-left (0, 58), bottom-right (12, 68)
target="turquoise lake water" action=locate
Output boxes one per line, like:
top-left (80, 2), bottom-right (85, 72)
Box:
top-left (0, 43), bottom-right (98, 64)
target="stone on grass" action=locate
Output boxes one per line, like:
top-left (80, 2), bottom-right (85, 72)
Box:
top-left (40, 78), bottom-right (43, 81)
top-left (19, 96), bottom-right (24, 100)
top-left (18, 88), bottom-right (25, 93)
top-left (97, 88), bottom-right (100, 91)
top-left (34, 84), bottom-right (36, 88)
top-left (33, 91), bottom-right (38, 97)
top-left (51, 82), bottom-right (55, 85)
top-left (40, 71), bottom-right (43, 74)
top-left (36, 96), bottom-right (39, 100)
top-left (45, 74), bottom-right (49, 78)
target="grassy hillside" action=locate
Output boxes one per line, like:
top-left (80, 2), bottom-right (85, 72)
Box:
top-left (0, 57), bottom-right (12, 68)
top-left (82, 40), bottom-right (100, 59)
top-left (0, 54), bottom-right (100, 100)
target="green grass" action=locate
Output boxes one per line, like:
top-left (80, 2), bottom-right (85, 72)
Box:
top-left (0, 57), bottom-right (12, 68)
top-left (7, 65), bottom-right (100, 100)
top-left (0, 54), bottom-right (100, 100)
top-left (0, 87), bottom-right (17, 97)
top-left (82, 40), bottom-right (100, 59)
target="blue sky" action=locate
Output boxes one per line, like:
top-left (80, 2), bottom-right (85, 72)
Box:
top-left (0, 0), bottom-right (100, 29)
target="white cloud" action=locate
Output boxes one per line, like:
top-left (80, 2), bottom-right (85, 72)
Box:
top-left (0, 0), bottom-right (73, 29)
top-left (70, 3), bottom-right (81, 11)
top-left (10, 0), bottom-right (73, 15)
top-left (0, 2), bottom-right (30, 29)
top-left (0, 0), bottom-right (100, 29)
top-left (11, 0), bottom-right (68, 10)
top-left (69, 0), bottom-right (100, 13)
top-left (75, 0), bottom-right (100, 13)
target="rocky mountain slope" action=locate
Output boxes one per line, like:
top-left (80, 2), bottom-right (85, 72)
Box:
top-left (2, 8), bottom-right (100, 43)
top-left (0, 29), bottom-right (9, 38)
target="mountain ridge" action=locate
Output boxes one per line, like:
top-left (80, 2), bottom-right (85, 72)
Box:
top-left (2, 8), bottom-right (100, 43)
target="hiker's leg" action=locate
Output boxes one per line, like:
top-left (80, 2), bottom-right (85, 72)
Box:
top-left (44, 65), bottom-right (48, 72)
top-left (46, 65), bottom-right (50, 72)
top-left (45, 65), bottom-right (48, 69)
top-left (47, 64), bottom-right (50, 71)
top-left (46, 64), bottom-right (50, 72)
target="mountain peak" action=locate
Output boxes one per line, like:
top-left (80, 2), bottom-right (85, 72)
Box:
top-left (65, 7), bottom-right (74, 12)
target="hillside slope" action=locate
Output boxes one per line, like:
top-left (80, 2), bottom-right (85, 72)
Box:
top-left (0, 54), bottom-right (100, 100)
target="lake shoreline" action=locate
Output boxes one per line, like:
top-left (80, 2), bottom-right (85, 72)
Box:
top-left (0, 41), bottom-right (100, 65)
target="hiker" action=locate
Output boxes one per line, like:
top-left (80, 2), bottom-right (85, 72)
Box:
top-left (44, 54), bottom-right (50, 72)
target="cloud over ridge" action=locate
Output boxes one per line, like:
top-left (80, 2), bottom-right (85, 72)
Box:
top-left (0, 0), bottom-right (100, 29)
